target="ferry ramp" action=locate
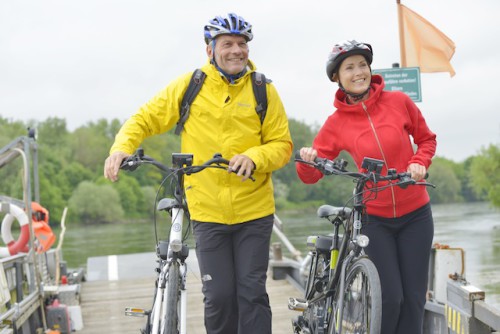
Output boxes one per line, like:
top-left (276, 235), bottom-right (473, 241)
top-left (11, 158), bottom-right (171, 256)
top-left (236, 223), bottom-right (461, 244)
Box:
top-left (80, 252), bottom-right (299, 334)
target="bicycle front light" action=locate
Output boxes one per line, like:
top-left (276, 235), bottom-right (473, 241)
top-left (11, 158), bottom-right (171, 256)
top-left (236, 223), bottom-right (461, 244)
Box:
top-left (355, 234), bottom-right (370, 248)
top-left (170, 239), bottom-right (183, 252)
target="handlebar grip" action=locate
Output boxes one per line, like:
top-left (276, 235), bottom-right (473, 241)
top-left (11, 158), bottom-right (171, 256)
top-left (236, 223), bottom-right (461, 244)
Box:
top-left (120, 157), bottom-right (139, 171)
top-left (294, 150), bottom-right (323, 164)
top-left (230, 165), bottom-right (256, 182)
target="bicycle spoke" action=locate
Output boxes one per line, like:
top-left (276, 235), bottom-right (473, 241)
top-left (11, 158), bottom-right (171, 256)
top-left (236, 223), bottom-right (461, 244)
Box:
top-left (336, 258), bottom-right (381, 334)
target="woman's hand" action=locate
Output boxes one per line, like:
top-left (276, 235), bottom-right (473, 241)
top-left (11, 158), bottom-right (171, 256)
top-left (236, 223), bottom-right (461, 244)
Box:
top-left (299, 147), bottom-right (318, 163)
top-left (407, 163), bottom-right (426, 181)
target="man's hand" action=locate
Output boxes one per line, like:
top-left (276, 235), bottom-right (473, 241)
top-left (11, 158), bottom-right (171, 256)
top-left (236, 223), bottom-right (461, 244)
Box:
top-left (228, 154), bottom-right (255, 181)
top-left (104, 151), bottom-right (130, 182)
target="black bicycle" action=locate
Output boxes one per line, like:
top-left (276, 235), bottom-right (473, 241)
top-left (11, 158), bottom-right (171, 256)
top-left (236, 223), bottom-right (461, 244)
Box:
top-left (289, 153), bottom-right (435, 334)
top-left (121, 148), bottom-right (246, 334)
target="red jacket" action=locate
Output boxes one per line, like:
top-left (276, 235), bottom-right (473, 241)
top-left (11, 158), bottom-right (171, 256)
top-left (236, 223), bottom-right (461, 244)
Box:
top-left (296, 75), bottom-right (436, 218)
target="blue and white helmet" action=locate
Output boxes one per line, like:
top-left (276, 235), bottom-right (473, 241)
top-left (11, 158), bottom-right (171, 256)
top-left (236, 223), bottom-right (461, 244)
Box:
top-left (204, 13), bottom-right (253, 45)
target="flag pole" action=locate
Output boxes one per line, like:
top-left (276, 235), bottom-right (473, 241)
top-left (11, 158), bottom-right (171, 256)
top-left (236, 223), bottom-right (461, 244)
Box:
top-left (397, 0), bottom-right (407, 67)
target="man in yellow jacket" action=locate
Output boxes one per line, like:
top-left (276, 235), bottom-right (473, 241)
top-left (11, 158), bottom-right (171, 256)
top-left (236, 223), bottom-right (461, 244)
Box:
top-left (104, 12), bottom-right (292, 334)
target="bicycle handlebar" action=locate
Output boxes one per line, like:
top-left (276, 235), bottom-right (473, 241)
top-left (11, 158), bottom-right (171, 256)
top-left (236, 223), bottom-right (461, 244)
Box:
top-left (120, 149), bottom-right (170, 173)
top-left (294, 150), bottom-right (434, 189)
top-left (120, 149), bottom-right (255, 181)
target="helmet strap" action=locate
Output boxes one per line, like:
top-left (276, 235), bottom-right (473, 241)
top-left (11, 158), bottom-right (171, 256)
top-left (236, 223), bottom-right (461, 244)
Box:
top-left (338, 82), bottom-right (370, 103)
top-left (215, 66), bottom-right (246, 84)
top-left (338, 68), bottom-right (372, 103)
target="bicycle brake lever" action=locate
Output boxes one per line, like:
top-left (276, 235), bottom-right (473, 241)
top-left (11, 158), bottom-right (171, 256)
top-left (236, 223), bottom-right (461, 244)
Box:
top-left (120, 157), bottom-right (140, 171)
top-left (396, 174), bottom-right (415, 189)
top-left (416, 180), bottom-right (436, 188)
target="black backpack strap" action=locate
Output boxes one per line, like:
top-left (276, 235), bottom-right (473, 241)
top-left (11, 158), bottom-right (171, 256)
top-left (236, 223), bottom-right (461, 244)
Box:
top-left (252, 72), bottom-right (268, 124)
top-left (174, 69), bottom-right (206, 135)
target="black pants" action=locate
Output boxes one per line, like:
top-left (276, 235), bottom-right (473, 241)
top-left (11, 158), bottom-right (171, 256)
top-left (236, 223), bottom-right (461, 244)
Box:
top-left (362, 203), bottom-right (434, 334)
top-left (193, 215), bottom-right (274, 334)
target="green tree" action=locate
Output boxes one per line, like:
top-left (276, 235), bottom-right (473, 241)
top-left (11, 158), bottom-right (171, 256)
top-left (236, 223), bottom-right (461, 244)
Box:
top-left (0, 117), bottom-right (28, 147)
top-left (3, 116), bottom-right (499, 224)
top-left (68, 181), bottom-right (124, 224)
top-left (38, 176), bottom-right (67, 224)
top-left (274, 119), bottom-right (316, 184)
top-left (460, 157), bottom-right (480, 202)
top-left (37, 118), bottom-right (70, 149)
top-left (469, 144), bottom-right (500, 207)
top-left (105, 174), bottom-right (144, 217)
top-left (70, 120), bottom-right (115, 174)
top-left (427, 161), bottom-right (462, 204)
top-left (141, 186), bottom-right (158, 218)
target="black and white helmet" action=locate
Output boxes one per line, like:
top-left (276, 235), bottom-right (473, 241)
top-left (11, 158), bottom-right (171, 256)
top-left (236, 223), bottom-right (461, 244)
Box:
top-left (326, 40), bottom-right (373, 81)
top-left (204, 13), bottom-right (253, 45)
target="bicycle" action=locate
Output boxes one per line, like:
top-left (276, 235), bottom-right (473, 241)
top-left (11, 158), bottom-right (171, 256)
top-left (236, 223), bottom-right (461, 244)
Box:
top-left (121, 148), bottom-right (245, 334)
top-left (289, 153), bottom-right (435, 334)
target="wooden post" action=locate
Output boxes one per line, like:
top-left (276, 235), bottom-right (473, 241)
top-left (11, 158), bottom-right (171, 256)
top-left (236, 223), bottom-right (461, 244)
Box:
top-left (397, 0), bottom-right (407, 67)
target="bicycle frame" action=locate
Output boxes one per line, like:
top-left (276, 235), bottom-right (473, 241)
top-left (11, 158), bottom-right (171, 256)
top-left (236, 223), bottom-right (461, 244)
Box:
top-left (150, 156), bottom-right (191, 334)
top-left (123, 150), bottom-right (234, 334)
top-left (290, 154), bottom-right (434, 334)
top-left (148, 206), bottom-right (187, 334)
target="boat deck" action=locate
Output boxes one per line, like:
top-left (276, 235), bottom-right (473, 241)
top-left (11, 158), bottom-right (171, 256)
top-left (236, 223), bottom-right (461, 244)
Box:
top-left (78, 252), bottom-right (300, 334)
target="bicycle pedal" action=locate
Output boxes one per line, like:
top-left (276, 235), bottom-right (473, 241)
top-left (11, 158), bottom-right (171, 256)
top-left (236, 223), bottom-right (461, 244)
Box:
top-left (288, 297), bottom-right (308, 311)
top-left (125, 307), bottom-right (148, 317)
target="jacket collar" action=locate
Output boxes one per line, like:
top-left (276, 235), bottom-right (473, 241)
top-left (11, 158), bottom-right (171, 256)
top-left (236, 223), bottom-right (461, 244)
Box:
top-left (333, 74), bottom-right (385, 111)
top-left (201, 59), bottom-right (257, 85)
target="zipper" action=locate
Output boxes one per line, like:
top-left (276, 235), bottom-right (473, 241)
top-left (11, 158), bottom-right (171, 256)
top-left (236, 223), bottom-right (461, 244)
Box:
top-left (361, 102), bottom-right (397, 217)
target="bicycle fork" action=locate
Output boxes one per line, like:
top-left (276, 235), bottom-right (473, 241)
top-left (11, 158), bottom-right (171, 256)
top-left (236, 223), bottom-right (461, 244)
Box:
top-left (158, 263), bottom-right (188, 334)
top-left (144, 260), bottom-right (187, 334)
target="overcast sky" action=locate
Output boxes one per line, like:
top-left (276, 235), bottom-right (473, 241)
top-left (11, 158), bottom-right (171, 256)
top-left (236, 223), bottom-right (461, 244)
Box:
top-left (1, 0), bottom-right (499, 162)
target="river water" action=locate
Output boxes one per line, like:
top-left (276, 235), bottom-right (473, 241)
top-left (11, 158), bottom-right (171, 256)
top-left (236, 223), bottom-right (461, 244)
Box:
top-left (60, 201), bottom-right (500, 308)
top-left (275, 201), bottom-right (500, 309)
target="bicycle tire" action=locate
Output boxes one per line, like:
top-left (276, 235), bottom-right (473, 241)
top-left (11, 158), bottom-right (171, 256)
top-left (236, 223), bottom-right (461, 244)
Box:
top-left (164, 261), bottom-right (181, 334)
top-left (301, 252), bottom-right (330, 334)
top-left (329, 257), bottom-right (382, 334)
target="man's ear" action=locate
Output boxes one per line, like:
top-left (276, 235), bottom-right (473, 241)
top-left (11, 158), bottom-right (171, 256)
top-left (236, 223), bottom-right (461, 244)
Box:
top-left (206, 44), bottom-right (213, 58)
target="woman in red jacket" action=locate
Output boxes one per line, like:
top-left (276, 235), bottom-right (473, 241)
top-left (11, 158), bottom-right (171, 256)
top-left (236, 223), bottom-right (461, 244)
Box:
top-left (296, 40), bottom-right (437, 334)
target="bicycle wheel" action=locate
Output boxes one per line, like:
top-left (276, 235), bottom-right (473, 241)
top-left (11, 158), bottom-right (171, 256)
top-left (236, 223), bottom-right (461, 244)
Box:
top-left (164, 261), bottom-right (181, 334)
top-left (302, 252), bottom-right (330, 334)
top-left (329, 257), bottom-right (382, 334)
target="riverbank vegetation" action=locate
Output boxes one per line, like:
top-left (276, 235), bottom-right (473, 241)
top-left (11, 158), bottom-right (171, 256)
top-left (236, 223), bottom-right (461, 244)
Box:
top-left (1, 117), bottom-right (498, 225)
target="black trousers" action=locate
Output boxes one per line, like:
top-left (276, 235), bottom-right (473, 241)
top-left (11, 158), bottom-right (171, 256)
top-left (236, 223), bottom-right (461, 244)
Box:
top-left (193, 214), bottom-right (274, 334)
top-left (362, 203), bottom-right (434, 334)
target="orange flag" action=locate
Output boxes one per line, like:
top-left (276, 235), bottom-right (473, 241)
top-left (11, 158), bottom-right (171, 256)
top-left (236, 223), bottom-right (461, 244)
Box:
top-left (399, 3), bottom-right (456, 77)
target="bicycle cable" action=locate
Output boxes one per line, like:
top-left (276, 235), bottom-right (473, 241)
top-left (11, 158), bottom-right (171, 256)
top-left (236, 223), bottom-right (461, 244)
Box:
top-left (151, 163), bottom-right (238, 246)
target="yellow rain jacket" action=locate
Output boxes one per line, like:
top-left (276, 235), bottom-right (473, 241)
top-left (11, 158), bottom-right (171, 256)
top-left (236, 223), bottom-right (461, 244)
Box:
top-left (111, 60), bottom-right (293, 224)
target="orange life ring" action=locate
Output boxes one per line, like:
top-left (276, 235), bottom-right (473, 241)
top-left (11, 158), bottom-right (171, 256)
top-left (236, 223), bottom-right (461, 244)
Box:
top-left (0, 203), bottom-right (30, 257)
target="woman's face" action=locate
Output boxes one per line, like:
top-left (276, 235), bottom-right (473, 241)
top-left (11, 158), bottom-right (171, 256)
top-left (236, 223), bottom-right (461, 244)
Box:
top-left (337, 54), bottom-right (371, 94)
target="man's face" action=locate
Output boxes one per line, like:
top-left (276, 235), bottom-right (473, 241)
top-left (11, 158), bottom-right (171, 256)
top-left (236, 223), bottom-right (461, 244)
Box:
top-left (207, 35), bottom-right (249, 75)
